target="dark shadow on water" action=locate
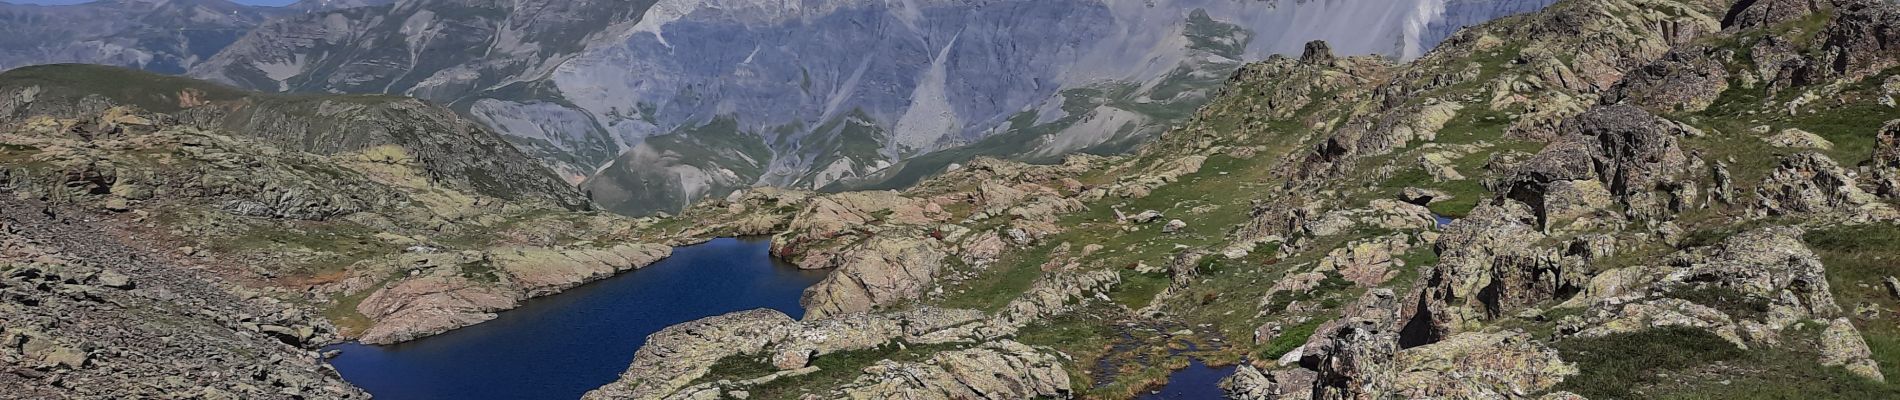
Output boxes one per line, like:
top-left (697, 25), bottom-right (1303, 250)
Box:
top-left (1136, 359), bottom-right (1237, 400)
top-left (322, 237), bottom-right (828, 400)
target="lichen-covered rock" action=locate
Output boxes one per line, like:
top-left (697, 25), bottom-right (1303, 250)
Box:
top-left (1728, 0), bottom-right (1833, 30)
top-left (1763, 128), bottom-right (1835, 150)
top-left (770, 191), bottom-right (944, 269)
top-left (1305, 289), bottom-right (1404, 398)
top-left (1163, 219), bottom-right (1189, 233)
top-left (355, 271), bottom-right (521, 345)
top-left (493, 244), bottom-right (672, 297)
top-left (1821, 318), bottom-right (1886, 382)
top-left (1877, 120), bottom-right (1900, 198)
top-left (1384, 331), bottom-right (1577, 399)
top-left (990, 267), bottom-right (1121, 334)
top-left (800, 234), bottom-right (949, 319)
top-left (1785, 0), bottom-right (1900, 86)
top-left (1664, 226), bottom-right (1840, 319)
top-left (1542, 179), bottom-right (1614, 223)
top-left (1501, 105), bottom-right (1694, 226)
top-left (585, 306), bottom-right (1018, 399)
top-left (1405, 201), bottom-right (1579, 344)
top-left (1561, 298), bottom-right (1747, 346)
top-left (1302, 200), bottom-right (1437, 238)
top-left (830, 341), bottom-right (1070, 400)
top-left (1557, 226), bottom-right (1862, 353)
top-left (1420, 152), bottom-right (1467, 181)
top-left (1223, 364), bottom-right (1318, 400)
top-left (1400, 187), bottom-right (1453, 206)
top-left (958, 230), bottom-right (1007, 267)
top-left (1293, 288), bottom-right (1574, 399)
top-left (583, 310), bottom-right (799, 400)
top-left (1320, 234), bottom-right (1412, 287)
top-left (1753, 152), bottom-right (1897, 222)
top-left (1609, 46), bottom-right (1731, 113)
top-left (1221, 364), bottom-right (1276, 400)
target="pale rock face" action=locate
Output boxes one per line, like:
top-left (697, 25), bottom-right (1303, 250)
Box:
top-left (799, 234), bottom-right (949, 318)
top-left (1821, 318), bottom-right (1887, 382)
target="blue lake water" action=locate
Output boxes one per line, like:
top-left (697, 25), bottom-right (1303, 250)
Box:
top-left (1137, 359), bottom-right (1238, 399)
top-left (323, 237), bottom-right (829, 400)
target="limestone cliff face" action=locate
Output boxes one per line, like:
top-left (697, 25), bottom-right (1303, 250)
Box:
top-left (190, 0), bottom-right (1559, 216)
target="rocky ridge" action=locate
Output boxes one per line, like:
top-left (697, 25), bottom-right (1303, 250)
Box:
top-left (0, 65), bottom-right (676, 351)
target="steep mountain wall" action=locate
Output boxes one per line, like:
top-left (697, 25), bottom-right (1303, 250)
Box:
top-left (192, 0), bottom-right (1559, 216)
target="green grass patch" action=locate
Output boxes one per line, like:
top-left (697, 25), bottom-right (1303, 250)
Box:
top-left (1108, 270), bottom-right (1173, 309)
top-left (688, 353), bottom-right (780, 388)
top-left (1261, 319), bottom-right (1322, 360)
top-left (321, 281), bottom-right (388, 337)
top-left (1555, 327), bottom-right (1749, 399)
top-left (1806, 223), bottom-right (1900, 382)
top-left (1665, 286), bottom-right (1771, 321)
top-left (935, 243), bottom-right (1056, 312)
top-left (208, 221), bottom-right (396, 277)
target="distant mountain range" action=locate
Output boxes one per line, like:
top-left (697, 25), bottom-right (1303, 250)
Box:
top-left (0, 0), bottom-right (1558, 216)
top-left (0, 0), bottom-right (390, 73)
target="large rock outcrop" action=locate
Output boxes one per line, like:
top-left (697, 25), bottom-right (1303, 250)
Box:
top-left (800, 234), bottom-right (950, 319)
top-left (1752, 152), bottom-right (1898, 222)
top-left (1402, 201), bottom-right (1587, 345)
top-left (1608, 47), bottom-right (1732, 113)
top-left (1282, 290), bottom-right (1576, 399)
top-left (1500, 105), bottom-right (1696, 227)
